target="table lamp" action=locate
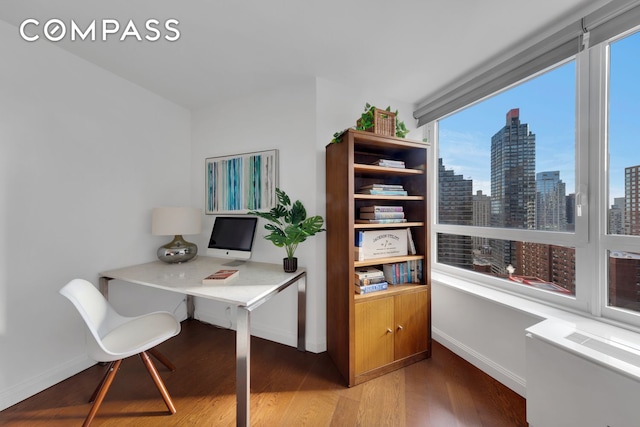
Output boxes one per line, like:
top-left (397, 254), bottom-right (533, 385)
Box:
top-left (152, 207), bottom-right (202, 263)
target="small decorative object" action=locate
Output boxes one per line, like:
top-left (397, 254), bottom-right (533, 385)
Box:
top-left (331, 103), bottom-right (409, 143)
top-left (205, 149), bottom-right (278, 214)
top-left (152, 207), bottom-right (202, 263)
top-left (248, 188), bottom-right (325, 272)
top-left (357, 104), bottom-right (396, 136)
top-left (202, 269), bottom-right (239, 284)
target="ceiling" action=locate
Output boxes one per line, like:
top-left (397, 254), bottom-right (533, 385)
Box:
top-left (0, 0), bottom-right (607, 111)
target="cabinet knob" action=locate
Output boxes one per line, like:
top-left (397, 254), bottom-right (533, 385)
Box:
top-left (386, 328), bottom-right (393, 334)
top-left (397, 325), bottom-right (404, 330)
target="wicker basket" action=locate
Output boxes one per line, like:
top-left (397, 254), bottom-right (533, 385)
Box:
top-left (357, 108), bottom-right (396, 137)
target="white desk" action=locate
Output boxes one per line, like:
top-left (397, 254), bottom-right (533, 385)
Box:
top-left (98, 256), bottom-right (307, 427)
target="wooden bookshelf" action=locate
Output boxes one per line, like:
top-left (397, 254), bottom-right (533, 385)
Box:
top-left (326, 129), bottom-right (431, 386)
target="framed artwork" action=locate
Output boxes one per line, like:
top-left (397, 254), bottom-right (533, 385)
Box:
top-left (205, 149), bottom-right (278, 214)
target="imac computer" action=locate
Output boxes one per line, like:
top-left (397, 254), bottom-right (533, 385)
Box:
top-left (206, 216), bottom-right (258, 266)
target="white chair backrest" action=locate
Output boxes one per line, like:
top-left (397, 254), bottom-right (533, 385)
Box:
top-left (59, 279), bottom-right (125, 342)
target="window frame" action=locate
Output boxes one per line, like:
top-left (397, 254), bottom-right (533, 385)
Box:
top-left (428, 24), bottom-right (640, 329)
top-left (597, 27), bottom-right (640, 326)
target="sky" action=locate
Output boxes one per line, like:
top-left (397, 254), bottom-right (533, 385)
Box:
top-left (438, 30), bottom-right (640, 206)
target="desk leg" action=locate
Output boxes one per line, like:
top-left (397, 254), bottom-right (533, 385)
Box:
top-left (98, 277), bottom-right (110, 299)
top-left (297, 275), bottom-right (306, 351)
top-left (186, 295), bottom-right (195, 319)
top-left (236, 307), bottom-right (250, 427)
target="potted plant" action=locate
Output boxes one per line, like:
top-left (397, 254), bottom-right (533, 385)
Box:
top-left (331, 103), bottom-right (410, 143)
top-left (248, 188), bottom-right (325, 272)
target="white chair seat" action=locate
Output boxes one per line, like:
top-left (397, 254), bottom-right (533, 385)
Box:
top-left (98, 312), bottom-right (181, 361)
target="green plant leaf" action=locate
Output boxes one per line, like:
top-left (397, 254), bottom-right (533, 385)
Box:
top-left (288, 200), bottom-right (307, 225)
top-left (275, 188), bottom-right (290, 207)
top-left (300, 215), bottom-right (325, 235)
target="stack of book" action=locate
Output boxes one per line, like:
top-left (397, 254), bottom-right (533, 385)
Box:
top-left (372, 159), bottom-right (405, 169)
top-left (383, 260), bottom-right (423, 285)
top-left (357, 205), bottom-right (406, 224)
top-left (354, 267), bottom-right (388, 294)
top-left (357, 183), bottom-right (407, 196)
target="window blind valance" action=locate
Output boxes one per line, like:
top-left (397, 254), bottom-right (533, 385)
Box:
top-left (413, 0), bottom-right (640, 127)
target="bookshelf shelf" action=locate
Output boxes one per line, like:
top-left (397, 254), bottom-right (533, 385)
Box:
top-left (354, 254), bottom-right (424, 268)
top-left (354, 221), bottom-right (424, 229)
top-left (325, 129), bottom-right (431, 387)
top-left (354, 194), bottom-right (425, 201)
top-left (354, 163), bottom-right (425, 176)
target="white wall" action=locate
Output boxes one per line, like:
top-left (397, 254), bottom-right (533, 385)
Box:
top-left (190, 77), bottom-right (322, 349)
top-left (315, 78), bottom-right (419, 148)
top-left (0, 20), bottom-right (191, 410)
top-left (432, 282), bottom-right (541, 395)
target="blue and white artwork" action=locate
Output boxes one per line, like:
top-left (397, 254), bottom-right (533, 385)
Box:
top-left (205, 149), bottom-right (278, 214)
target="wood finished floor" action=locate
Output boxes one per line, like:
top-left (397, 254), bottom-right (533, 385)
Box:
top-left (0, 320), bottom-right (527, 426)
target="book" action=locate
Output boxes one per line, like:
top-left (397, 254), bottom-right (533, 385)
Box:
top-left (358, 189), bottom-right (408, 196)
top-left (354, 267), bottom-right (384, 281)
top-left (407, 228), bottom-right (416, 255)
top-left (372, 159), bottom-right (405, 168)
top-left (360, 205), bottom-right (404, 212)
top-left (202, 269), bottom-right (239, 284)
top-left (382, 260), bottom-right (423, 284)
top-left (359, 212), bottom-right (405, 219)
top-left (354, 281), bottom-right (388, 294)
top-left (355, 219), bottom-right (408, 224)
top-left (354, 275), bottom-right (388, 286)
top-left (359, 184), bottom-right (405, 191)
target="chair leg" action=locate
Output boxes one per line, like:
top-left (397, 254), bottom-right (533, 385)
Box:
top-left (83, 359), bottom-right (122, 427)
top-left (139, 351), bottom-right (177, 414)
top-left (148, 347), bottom-right (176, 372)
top-left (89, 361), bottom-right (115, 403)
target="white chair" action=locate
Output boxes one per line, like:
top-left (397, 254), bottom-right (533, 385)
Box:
top-left (59, 278), bottom-right (181, 426)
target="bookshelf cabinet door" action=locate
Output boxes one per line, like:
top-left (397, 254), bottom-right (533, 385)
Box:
top-left (355, 297), bottom-right (394, 374)
top-left (394, 290), bottom-right (429, 360)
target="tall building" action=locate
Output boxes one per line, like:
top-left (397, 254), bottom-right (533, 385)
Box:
top-left (609, 196), bottom-right (625, 235)
top-left (438, 158), bottom-right (473, 269)
top-left (516, 242), bottom-right (575, 294)
top-left (625, 165), bottom-right (640, 236)
top-left (490, 108), bottom-right (536, 275)
top-left (536, 171), bottom-right (567, 231)
top-left (472, 190), bottom-right (491, 250)
top-left (609, 251), bottom-right (640, 311)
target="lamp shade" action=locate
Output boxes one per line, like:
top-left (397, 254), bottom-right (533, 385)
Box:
top-left (151, 207), bottom-right (202, 236)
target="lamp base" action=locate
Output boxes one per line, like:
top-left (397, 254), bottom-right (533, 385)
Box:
top-left (157, 235), bottom-right (198, 263)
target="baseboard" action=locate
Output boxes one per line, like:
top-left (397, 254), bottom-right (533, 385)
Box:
top-left (433, 327), bottom-right (526, 396)
top-left (0, 355), bottom-right (94, 411)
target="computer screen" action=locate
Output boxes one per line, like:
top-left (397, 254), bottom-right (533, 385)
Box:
top-left (206, 216), bottom-right (258, 265)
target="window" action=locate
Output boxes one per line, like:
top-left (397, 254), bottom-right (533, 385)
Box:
top-left (426, 15), bottom-right (640, 326)
top-left (436, 61), bottom-right (579, 299)
top-left (604, 29), bottom-right (640, 317)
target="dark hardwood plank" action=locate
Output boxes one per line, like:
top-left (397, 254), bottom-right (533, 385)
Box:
top-left (0, 320), bottom-right (526, 426)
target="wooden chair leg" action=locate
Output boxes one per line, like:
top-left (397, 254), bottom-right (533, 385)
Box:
top-left (139, 351), bottom-right (176, 414)
top-left (89, 361), bottom-right (115, 403)
top-left (148, 347), bottom-right (176, 372)
top-left (83, 359), bottom-right (122, 427)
